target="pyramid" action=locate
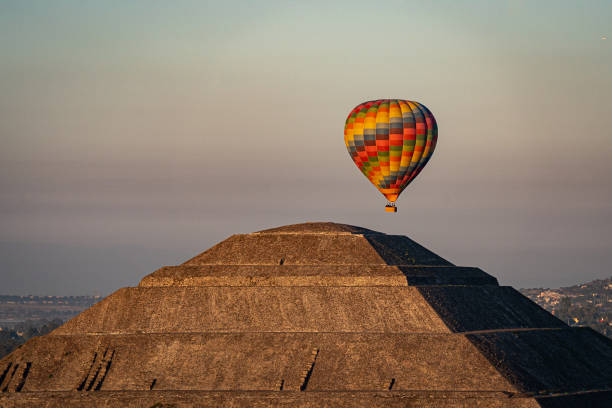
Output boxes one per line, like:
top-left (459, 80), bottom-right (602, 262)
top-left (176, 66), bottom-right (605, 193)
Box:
top-left (1, 222), bottom-right (612, 407)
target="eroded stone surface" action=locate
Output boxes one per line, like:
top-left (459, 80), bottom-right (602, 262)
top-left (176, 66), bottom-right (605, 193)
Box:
top-left (2, 222), bottom-right (611, 407)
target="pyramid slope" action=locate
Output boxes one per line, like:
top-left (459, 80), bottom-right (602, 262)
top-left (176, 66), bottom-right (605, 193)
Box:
top-left (467, 327), bottom-right (612, 393)
top-left (2, 333), bottom-right (513, 392)
top-left (1, 222), bottom-right (612, 407)
top-left (140, 264), bottom-right (497, 287)
top-left (0, 390), bottom-right (547, 408)
top-left (256, 222), bottom-right (380, 234)
top-left (52, 286), bottom-right (451, 334)
top-left (53, 286), bottom-right (563, 336)
top-left (418, 286), bottom-right (566, 332)
top-left (184, 223), bottom-right (452, 266)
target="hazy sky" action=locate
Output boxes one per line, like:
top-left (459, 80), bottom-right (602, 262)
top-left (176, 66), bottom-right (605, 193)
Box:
top-left (1, 0), bottom-right (611, 295)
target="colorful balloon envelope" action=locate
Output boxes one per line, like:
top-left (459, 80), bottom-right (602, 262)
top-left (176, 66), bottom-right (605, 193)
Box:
top-left (344, 99), bottom-right (438, 211)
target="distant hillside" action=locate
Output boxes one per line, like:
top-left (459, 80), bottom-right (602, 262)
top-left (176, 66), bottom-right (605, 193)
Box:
top-left (520, 277), bottom-right (612, 338)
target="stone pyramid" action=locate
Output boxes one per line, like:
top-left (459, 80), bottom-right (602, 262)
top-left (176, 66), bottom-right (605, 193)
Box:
top-left (1, 222), bottom-right (612, 407)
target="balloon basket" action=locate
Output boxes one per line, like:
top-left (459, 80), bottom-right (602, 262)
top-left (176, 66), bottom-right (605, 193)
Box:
top-left (385, 205), bottom-right (397, 213)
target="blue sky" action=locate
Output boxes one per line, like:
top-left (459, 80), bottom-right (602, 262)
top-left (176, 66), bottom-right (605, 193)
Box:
top-left (1, 0), bottom-right (611, 294)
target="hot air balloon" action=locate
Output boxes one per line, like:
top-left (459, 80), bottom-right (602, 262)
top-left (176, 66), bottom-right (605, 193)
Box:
top-left (344, 99), bottom-right (438, 212)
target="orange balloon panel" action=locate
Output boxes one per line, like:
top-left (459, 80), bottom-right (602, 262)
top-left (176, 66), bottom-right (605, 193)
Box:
top-left (344, 99), bottom-right (438, 202)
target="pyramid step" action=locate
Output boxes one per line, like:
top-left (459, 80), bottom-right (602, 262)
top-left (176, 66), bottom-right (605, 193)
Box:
top-left (183, 232), bottom-right (452, 266)
top-left (2, 222), bottom-right (611, 406)
top-left (4, 330), bottom-right (611, 396)
top-left (2, 333), bottom-right (515, 393)
top-left (52, 285), bottom-right (563, 336)
top-left (139, 265), bottom-right (498, 287)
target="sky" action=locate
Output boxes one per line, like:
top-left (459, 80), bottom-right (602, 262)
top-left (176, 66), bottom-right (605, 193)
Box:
top-left (1, 0), bottom-right (611, 295)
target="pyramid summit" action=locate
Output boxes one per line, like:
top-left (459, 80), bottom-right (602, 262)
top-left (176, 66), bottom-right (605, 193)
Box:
top-left (1, 222), bottom-right (612, 407)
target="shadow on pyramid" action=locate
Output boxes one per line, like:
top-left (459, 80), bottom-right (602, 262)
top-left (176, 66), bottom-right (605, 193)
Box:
top-left (1, 222), bottom-right (612, 407)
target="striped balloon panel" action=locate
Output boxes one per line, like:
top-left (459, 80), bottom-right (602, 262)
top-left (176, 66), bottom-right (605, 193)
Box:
top-left (344, 99), bottom-right (437, 202)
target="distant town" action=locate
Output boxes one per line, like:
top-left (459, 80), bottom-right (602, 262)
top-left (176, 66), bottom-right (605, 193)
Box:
top-left (0, 295), bottom-right (101, 327)
top-left (0, 295), bottom-right (101, 358)
top-left (1, 277), bottom-right (611, 359)
top-left (520, 277), bottom-right (612, 338)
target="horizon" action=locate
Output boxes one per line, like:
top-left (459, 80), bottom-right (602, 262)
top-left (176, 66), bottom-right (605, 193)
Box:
top-left (1, 0), bottom-right (611, 295)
